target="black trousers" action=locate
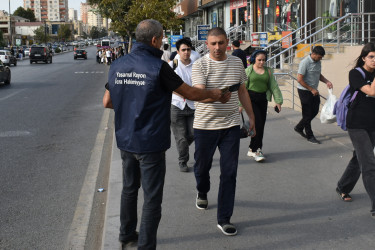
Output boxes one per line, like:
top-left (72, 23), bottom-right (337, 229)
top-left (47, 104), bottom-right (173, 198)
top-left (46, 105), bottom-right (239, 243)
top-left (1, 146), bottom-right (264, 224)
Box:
top-left (296, 89), bottom-right (320, 138)
top-left (248, 90), bottom-right (268, 152)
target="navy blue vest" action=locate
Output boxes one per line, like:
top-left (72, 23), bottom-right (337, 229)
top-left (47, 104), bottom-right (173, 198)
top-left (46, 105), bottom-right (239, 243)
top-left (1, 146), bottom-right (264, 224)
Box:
top-left (108, 42), bottom-right (172, 153)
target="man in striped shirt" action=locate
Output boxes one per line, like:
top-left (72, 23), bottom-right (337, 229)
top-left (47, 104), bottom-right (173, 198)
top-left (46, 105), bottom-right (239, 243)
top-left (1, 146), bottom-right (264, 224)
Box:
top-left (192, 27), bottom-right (256, 236)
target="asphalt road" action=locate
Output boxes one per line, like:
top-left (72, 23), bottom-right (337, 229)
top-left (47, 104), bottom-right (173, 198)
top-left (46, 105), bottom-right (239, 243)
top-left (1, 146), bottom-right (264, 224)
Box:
top-left (0, 47), bottom-right (111, 250)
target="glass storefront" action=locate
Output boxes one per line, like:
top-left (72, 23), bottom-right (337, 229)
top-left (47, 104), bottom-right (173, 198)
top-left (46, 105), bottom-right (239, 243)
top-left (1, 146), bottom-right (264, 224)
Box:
top-left (230, 0), bottom-right (247, 27)
top-left (316, 0), bottom-right (358, 18)
top-left (208, 4), bottom-right (224, 28)
top-left (261, 0), bottom-right (301, 32)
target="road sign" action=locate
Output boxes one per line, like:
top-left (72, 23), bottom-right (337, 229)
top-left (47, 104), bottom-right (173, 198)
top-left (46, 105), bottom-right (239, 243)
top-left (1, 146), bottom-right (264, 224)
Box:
top-left (197, 25), bottom-right (210, 41)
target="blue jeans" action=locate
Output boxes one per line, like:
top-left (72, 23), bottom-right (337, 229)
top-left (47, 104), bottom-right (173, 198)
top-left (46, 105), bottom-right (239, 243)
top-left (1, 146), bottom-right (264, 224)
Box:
top-left (170, 105), bottom-right (195, 166)
top-left (337, 129), bottom-right (375, 213)
top-left (193, 126), bottom-right (240, 224)
top-left (119, 150), bottom-right (166, 250)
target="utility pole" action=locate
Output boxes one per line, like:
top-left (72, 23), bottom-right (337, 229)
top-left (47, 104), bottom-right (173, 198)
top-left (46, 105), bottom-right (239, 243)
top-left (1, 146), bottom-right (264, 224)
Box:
top-left (8, 0), bottom-right (12, 46)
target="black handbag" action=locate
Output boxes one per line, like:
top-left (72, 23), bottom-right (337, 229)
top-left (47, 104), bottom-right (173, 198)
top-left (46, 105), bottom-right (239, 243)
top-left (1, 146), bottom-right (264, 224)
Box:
top-left (240, 112), bottom-right (250, 139)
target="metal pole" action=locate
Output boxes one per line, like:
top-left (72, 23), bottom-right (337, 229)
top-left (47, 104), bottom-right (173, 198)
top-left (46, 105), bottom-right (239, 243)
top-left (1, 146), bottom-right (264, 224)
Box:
top-left (9, 0), bottom-right (12, 46)
top-left (368, 14), bottom-right (371, 43)
top-left (304, 0), bottom-right (307, 43)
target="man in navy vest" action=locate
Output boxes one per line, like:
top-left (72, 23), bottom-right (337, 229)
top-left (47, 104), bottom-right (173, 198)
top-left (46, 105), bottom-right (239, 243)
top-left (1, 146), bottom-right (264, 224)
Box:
top-left (103, 19), bottom-right (223, 250)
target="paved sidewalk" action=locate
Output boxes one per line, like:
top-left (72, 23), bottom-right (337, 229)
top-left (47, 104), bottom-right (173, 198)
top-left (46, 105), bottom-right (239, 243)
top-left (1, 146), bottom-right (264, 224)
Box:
top-left (102, 107), bottom-right (374, 250)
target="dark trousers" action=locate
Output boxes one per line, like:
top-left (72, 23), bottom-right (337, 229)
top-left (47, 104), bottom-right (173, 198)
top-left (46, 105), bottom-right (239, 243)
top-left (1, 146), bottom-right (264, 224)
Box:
top-left (193, 126), bottom-right (240, 224)
top-left (119, 150), bottom-right (166, 250)
top-left (296, 89), bottom-right (320, 138)
top-left (170, 105), bottom-right (195, 166)
top-left (248, 90), bottom-right (268, 151)
top-left (337, 129), bottom-right (375, 213)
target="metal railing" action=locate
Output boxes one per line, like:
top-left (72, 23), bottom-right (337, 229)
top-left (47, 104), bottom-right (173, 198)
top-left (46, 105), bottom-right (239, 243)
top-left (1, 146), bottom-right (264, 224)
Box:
top-left (274, 72), bottom-right (327, 110)
top-left (266, 12), bottom-right (375, 70)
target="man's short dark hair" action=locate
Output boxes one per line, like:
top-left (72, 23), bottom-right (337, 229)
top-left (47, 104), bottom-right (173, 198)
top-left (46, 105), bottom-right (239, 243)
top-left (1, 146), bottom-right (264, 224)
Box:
top-left (135, 19), bottom-right (163, 44)
top-left (176, 38), bottom-right (192, 51)
top-left (312, 46), bottom-right (325, 56)
top-left (207, 27), bottom-right (227, 38)
top-left (232, 40), bottom-right (240, 47)
top-left (163, 44), bottom-right (169, 50)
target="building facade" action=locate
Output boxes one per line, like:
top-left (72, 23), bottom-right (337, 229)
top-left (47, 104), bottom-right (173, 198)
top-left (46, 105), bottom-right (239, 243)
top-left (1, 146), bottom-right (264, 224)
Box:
top-left (24, 0), bottom-right (69, 22)
top-left (68, 8), bottom-right (78, 21)
top-left (80, 3), bottom-right (90, 24)
top-left (177, 0), bottom-right (374, 41)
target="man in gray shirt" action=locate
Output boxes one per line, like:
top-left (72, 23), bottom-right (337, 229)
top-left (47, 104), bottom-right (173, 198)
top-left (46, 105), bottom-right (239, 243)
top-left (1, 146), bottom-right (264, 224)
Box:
top-left (294, 46), bottom-right (333, 144)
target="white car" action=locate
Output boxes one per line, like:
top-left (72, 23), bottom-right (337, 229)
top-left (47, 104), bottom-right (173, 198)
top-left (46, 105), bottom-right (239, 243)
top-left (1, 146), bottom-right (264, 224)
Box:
top-left (0, 50), bottom-right (17, 66)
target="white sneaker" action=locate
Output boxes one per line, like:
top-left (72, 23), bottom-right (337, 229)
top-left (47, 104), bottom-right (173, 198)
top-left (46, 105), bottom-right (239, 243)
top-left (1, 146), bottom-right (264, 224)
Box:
top-left (247, 149), bottom-right (256, 157)
top-left (254, 148), bottom-right (265, 162)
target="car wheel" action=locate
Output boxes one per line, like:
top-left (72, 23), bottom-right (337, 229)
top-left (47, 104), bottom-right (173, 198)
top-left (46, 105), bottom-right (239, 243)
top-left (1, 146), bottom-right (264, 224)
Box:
top-left (74, 57), bottom-right (77, 60)
top-left (45, 59), bottom-right (48, 64)
top-left (30, 60), bottom-right (32, 64)
top-left (4, 72), bottom-right (11, 85)
top-left (14, 61), bottom-right (17, 66)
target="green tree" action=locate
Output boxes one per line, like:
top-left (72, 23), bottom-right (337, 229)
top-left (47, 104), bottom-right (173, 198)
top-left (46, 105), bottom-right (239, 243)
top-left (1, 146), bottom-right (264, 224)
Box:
top-left (90, 26), bottom-right (100, 39)
top-left (88, 0), bottom-right (182, 51)
top-left (99, 27), bottom-right (108, 38)
top-left (0, 30), bottom-right (5, 47)
top-left (13, 7), bottom-right (36, 22)
top-left (57, 24), bottom-right (72, 41)
top-left (34, 26), bottom-right (50, 43)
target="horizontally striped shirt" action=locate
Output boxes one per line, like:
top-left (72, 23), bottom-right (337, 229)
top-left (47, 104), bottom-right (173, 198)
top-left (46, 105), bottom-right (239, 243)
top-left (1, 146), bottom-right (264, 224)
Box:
top-left (192, 54), bottom-right (247, 130)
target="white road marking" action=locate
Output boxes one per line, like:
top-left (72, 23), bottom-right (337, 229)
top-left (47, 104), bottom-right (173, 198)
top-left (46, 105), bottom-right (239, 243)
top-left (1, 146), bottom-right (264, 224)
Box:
top-left (65, 108), bottom-right (110, 250)
top-left (0, 131), bottom-right (32, 137)
top-left (0, 89), bottom-right (25, 101)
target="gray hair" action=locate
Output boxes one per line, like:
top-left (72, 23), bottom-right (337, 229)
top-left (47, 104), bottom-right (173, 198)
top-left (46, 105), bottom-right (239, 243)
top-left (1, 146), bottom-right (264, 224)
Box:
top-left (135, 19), bottom-right (163, 44)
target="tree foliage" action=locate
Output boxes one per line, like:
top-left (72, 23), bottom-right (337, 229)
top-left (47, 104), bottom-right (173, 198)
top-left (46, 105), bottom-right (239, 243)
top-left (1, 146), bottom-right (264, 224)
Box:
top-left (13, 7), bottom-right (36, 22)
top-left (88, 0), bottom-right (182, 47)
top-left (57, 24), bottom-right (72, 41)
top-left (90, 26), bottom-right (108, 39)
top-left (0, 30), bottom-right (5, 47)
top-left (34, 26), bottom-right (50, 43)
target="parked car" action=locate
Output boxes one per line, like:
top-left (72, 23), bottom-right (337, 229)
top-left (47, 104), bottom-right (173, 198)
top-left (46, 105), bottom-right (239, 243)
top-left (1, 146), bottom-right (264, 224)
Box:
top-left (29, 46), bottom-right (53, 64)
top-left (74, 49), bottom-right (87, 60)
top-left (0, 50), bottom-right (17, 66)
top-left (0, 60), bottom-right (11, 85)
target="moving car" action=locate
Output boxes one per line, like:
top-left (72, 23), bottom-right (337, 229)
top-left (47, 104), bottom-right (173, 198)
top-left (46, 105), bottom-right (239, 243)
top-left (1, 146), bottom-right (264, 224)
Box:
top-left (0, 60), bottom-right (11, 85)
top-left (0, 50), bottom-right (17, 66)
top-left (29, 46), bottom-right (53, 64)
top-left (74, 49), bottom-right (87, 60)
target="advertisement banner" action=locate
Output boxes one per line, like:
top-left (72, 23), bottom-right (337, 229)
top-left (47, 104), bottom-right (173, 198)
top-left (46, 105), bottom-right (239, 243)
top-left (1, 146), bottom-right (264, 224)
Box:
top-left (230, 0), bottom-right (247, 10)
top-left (197, 25), bottom-right (210, 41)
top-left (259, 32), bottom-right (268, 48)
top-left (281, 31), bottom-right (292, 48)
top-left (251, 33), bottom-right (259, 47)
top-left (171, 35), bottom-right (183, 48)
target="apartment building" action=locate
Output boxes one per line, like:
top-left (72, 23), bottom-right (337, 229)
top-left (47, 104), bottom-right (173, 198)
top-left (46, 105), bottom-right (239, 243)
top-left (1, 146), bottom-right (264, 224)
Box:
top-left (80, 3), bottom-right (90, 24)
top-left (24, 0), bottom-right (69, 22)
top-left (69, 8), bottom-right (78, 21)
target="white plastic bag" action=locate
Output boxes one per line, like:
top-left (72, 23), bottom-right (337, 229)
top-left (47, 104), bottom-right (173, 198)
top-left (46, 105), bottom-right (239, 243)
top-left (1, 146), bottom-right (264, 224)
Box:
top-left (320, 89), bottom-right (337, 124)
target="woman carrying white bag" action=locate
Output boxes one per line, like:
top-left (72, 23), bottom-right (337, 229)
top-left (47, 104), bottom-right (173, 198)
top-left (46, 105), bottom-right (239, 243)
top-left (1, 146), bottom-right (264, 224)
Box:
top-left (320, 89), bottom-right (337, 124)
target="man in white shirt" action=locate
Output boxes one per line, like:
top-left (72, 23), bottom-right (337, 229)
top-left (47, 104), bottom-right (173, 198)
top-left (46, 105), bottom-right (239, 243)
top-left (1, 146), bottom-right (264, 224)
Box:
top-left (169, 38), bottom-right (195, 172)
